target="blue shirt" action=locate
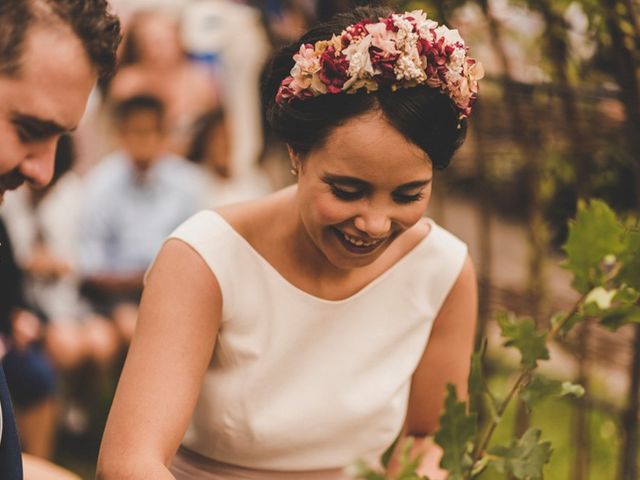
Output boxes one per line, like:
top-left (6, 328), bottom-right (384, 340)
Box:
top-left (78, 151), bottom-right (206, 276)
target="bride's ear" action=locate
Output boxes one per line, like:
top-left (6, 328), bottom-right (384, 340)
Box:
top-left (287, 145), bottom-right (302, 174)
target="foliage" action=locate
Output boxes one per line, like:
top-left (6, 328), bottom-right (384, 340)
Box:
top-left (353, 199), bottom-right (639, 479)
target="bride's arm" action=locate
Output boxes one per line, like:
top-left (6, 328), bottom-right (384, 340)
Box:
top-left (388, 255), bottom-right (478, 479)
top-left (96, 239), bottom-right (223, 479)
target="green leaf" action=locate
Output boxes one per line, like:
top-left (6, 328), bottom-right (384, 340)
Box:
top-left (349, 459), bottom-right (386, 480)
top-left (497, 312), bottom-right (550, 369)
top-left (434, 384), bottom-right (477, 480)
top-left (599, 305), bottom-right (640, 331)
top-left (619, 226), bottom-right (640, 290)
top-left (381, 434), bottom-right (401, 469)
top-left (520, 376), bottom-right (584, 410)
top-left (489, 428), bottom-right (553, 480)
top-left (563, 199), bottom-right (626, 293)
top-left (468, 342), bottom-right (491, 416)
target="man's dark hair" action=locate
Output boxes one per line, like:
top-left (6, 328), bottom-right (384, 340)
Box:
top-left (113, 94), bottom-right (165, 125)
top-left (0, 0), bottom-right (121, 80)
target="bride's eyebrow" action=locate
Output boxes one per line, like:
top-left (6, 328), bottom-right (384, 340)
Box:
top-left (394, 179), bottom-right (433, 191)
top-left (321, 174), bottom-right (369, 188)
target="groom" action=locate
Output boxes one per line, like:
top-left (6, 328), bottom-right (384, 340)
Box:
top-left (0, 1), bottom-right (120, 477)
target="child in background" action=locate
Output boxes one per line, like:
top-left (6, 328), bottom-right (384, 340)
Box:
top-left (78, 95), bottom-right (207, 343)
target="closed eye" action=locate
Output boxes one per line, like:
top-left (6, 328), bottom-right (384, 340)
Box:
top-left (12, 115), bottom-right (68, 143)
top-left (392, 191), bottom-right (425, 204)
top-left (329, 185), bottom-right (365, 201)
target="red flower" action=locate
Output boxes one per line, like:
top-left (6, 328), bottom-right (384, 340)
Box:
top-left (370, 47), bottom-right (397, 84)
top-left (276, 77), bottom-right (295, 104)
top-left (380, 15), bottom-right (397, 32)
top-left (346, 19), bottom-right (373, 39)
top-left (318, 46), bottom-right (349, 93)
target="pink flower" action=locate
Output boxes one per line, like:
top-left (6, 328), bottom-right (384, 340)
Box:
top-left (276, 77), bottom-right (295, 103)
top-left (365, 22), bottom-right (398, 54)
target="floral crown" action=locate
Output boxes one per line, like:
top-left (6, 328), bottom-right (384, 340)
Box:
top-left (276, 10), bottom-right (485, 121)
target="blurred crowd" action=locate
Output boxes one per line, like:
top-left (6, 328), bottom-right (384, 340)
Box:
top-left (0, 0), bottom-right (380, 464)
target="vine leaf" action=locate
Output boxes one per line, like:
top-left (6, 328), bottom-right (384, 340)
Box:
top-left (497, 312), bottom-right (549, 369)
top-left (434, 384), bottom-right (476, 480)
top-left (519, 375), bottom-right (585, 410)
top-left (488, 428), bottom-right (553, 480)
top-left (619, 226), bottom-right (640, 290)
top-left (563, 199), bottom-right (626, 293)
top-left (582, 286), bottom-right (640, 331)
top-left (395, 438), bottom-right (428, 480)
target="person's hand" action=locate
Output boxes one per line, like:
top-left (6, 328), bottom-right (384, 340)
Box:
top-left (11, 309), bottom-right (42, 350)
top-left (27, 244), bottom-right (72, 279)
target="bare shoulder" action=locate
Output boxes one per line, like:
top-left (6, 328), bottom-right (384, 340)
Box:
top-left (432, 254), bottom-right (478, 334)
top-left (146, 238), bottom-right (220, 299)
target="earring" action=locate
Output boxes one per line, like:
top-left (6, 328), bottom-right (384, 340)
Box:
top-left (290, 164), bottom-right (298, 177)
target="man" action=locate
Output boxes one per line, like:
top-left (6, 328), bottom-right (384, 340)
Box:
top-left (0, 1), bottom-right (121, 478)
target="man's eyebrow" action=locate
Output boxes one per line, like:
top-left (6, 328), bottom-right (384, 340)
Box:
top-left (322, 174), bottom-right (432, 189)
top-left (10, 113), bottom-right (75, 135)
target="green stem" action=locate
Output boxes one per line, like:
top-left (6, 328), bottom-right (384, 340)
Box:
top-left (469, 292), bottom-right (589, 474)
top-left (549, 292), bottom-right (589, 341)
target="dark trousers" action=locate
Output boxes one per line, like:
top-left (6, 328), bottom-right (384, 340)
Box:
top-left (0, 365), bottom-right (23, 479)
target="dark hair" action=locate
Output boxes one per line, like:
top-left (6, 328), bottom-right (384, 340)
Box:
top-left (113, 94), bottom-right (165, 125)
top-left (0, 0), bottom-right (121, 80)
top-left (262, 6), bottom-right (467, 170)
top-left (53, 134), bottom-right (74, 183)
top-left (187, 109), bottom-right (226, 163)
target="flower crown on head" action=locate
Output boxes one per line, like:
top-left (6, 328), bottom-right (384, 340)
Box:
top-left (276, 10), bottom-right (485, 121)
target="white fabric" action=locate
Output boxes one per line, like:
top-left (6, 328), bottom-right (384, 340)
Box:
top-left (1, 174), bottom-right (88, 321)
top-left (181, 1), bottom-right (270, 177)
top-left (168, 210), bottom-right (467, 471)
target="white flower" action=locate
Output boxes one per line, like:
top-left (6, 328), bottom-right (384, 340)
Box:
top-left (408, 9), bottom-right (438, 36)
top-left (449, 45), bottom-right (467, 71)
top-left (434, 25), bottom-right (465, 47)
top-left (343, 35), bottom-right (375, 89)
top-left (395, 54), bottom-right (426, 83)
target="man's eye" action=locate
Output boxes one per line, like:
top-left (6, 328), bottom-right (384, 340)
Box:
top-left (330, 185), bottom-right (364, 201)
top-left (16, 125), bottom-right (36, 142)
top-left (16, 124), bottom-right (53, 143)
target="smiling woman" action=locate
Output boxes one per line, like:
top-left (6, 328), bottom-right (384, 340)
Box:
top-left (97, 5), bottom-right (481, 480)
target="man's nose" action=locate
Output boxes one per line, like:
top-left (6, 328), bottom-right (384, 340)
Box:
top-left (19, 139), bottom-right (58, 187)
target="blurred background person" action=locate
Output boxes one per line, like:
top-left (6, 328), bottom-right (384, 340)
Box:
top-left (187, 109), bottom-right (272, 206)
top-left (0, 218), bottom-right (57, 460)
top-left (2, 136), bottom-right (121, 374)
top-left (107, 9), bottom-right (219, 156)
top-left (181, 0), bottom-right (272, 188)
top-left (77, 95), bottom-right (207, 344)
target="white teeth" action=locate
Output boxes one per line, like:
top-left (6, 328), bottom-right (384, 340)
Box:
top-left (342, 232), bottom-right (381, 248)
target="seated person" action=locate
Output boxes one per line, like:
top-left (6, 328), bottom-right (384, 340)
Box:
top-left (77, 95), bottom-right (206, 342)
top-left (2, 136), bottom-right (120, 371)
top-left (0, 217), bottom-right (56, 460)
